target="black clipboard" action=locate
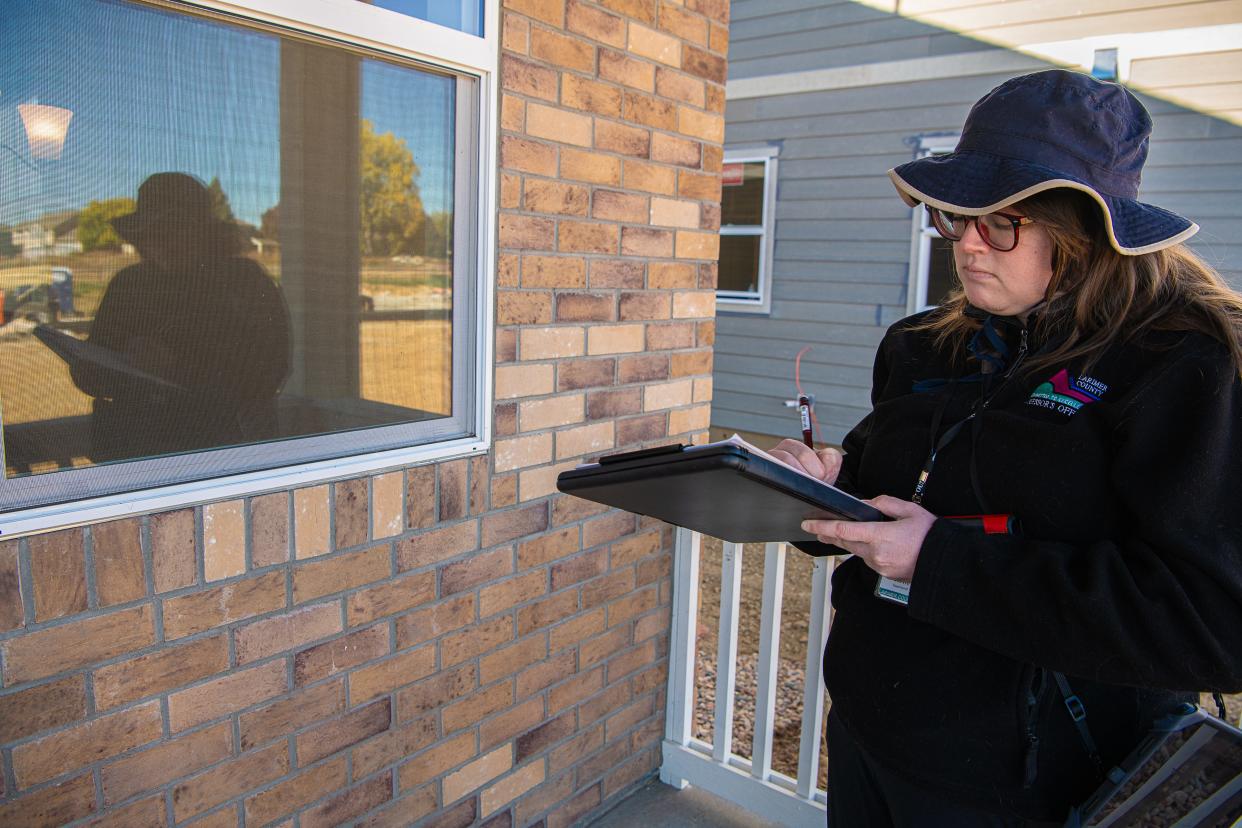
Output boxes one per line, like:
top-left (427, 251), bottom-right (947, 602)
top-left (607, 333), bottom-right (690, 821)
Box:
top-left (556, 441), bottom-right (884, 544)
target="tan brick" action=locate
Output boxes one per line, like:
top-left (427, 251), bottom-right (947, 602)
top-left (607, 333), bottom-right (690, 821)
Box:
top-left (687, 0), bottom-right (728, 22)
top-left (594, 120), bottom-right (650, 158)
top-left (652, 133), bottom-right (700, 168)
top-left (235, 602), bottom-right (342, 665)
top-left (94, 634), bottom-right (228, 712)
top-left (501, 213), bottom-right (556, 250)
top-left (650, 196), bottom-right (700, 229)
top-left (515, 709), bottom-right (575, 764)
top-left (482, 760), bottom-right (546, 817)
top-left (494, 432), bottom-right (553, 474)
top-left (648, 261), bottom-right (696, 288)
top-left (0, 540), bottom-right (21, 631)
top-left (151, 509), bottom-right (196, 592)
top-left (334, 478), bottom-right (369, 550)
top-left (168, 659), bottom-right (287, 732)
top-left (394, 663), bottom-right (476, 723)
top-left (675, 229), bottom-right (719, 259)
top-left (619, 353), bottom-right (670, 383)
top-left (470, 455), bottom-right (490, 515)
top-left (694, 376), bottom-right (713, 402)
top-left (397, 520), bottom-right (479, 571)
top-left (294, 485), bottom-right (330, 560)
top-left (683, 42), bottom-right (726, 83)
top-left (501, 55), bottom-right (558, 102)
top-left (492, 472), bottom-right (519, 508)
top-left (296, 698), bottom-right (391, 765)
top-left (561, 75), bottom-right (621, 119)
top-left (502, 14), bottom-right (529, 53)
top-left (405, 465), bottom-right (437, 530)
top-left (441, 617), bottom-right (515, 667)
top-left (553, 496), bottom-right (613, 525)
top-left (566, 0), bottom-right (626, 47)
top-left (442, 546), bottom-right (515, 597)
top-left (501, 135), bottom-right (557, 177)
top-left (479, 570), bottom-right (548, 618)
top-left (171, 743), bottom-right (290, 822)
top-left (294, 624), bottom-right (388, 686)
top-left (519, 393), bottom-right (585, 431)
top-left (612, 530), bottom-right (662, 566)
top-left (498, 288), bottom-right (554, 326)
top-left (250, 493), bottom-right (290, 567)
top-left (162, 570), bottom-right (284, 640)
top-left (619, 292), bottom-right (670, 321)
top-left (671, 290), bottom-right (714, 320)
top-left (481, 697), bottom-right (545, 749)
top-left (517, 527), bottom-right (580, 569)
top-left (2, 605), bottom-right (155, 684)
top-left (587, 324), bottom-right (645, 355)
top-left (670, 349), bottom-right (712, 377)
top-left (245, 757), bottom-right (347, 826)
top-left (585, 569), bottom-right (635, 609)
top-left (560, 147), bottom-right (621, 185)
top-left (520, 325), bottom-right (585, 360)
top-left (370, 472), bottom-right (403, 540)
top-left (443, 681), bottom-right (514, 733)
top-left (628, 22), bottom-right (680, 66)
top-left (500, 170), bottom-right (522, 209)
top-left (591, 190), bottom-right (647, 223)
top-left (30, 529), bottom-right (86, 622)
top-left (397, 731), bottom-right (476, 791)
top-left (591, 258), bottom-right (645, 288)
top-left (482, 502), bottom-right (550, 547)
top-left (678, 168), bottom-right (720, 201)
top-left (678, 106), bottom-right (724, 143)
top-left (85, 795), bottom-right (164, 828)
top-left (669, 404), bottom-right (711, 434)
top-left (556, 292), bottom-right (615, 322)
top-left (346, 574), bottom-right (434, 630)
top-left (550, 607), bottom-right (607, 654)
top-left (302, 773), bottom-right (392, 828)
top-left (517, 649), bottom-right (577, 697)
top-left (551, 549), bottom-right (607, 592)
top-left (647, 321), bottom-right (696, 351)
top-left (481, 635), bottom-right (548, 684)
top-left (295, 545), bottom-right (389, 604)
top-left (185, 806), bottom-right (241, 828)
top-left (506, 0), bottom-right (565, 26)
top-left (13, 701), bottom-right (162, 788)
top-left (617, 413), bottom-right (668, 445)
top-left (635, 607), bottom-right (670, 644)
top-left (556, 421), bottom-right (616, 460)
top-left (549, 724), bottom-right (604, 775)
top-left (202, 500), bottom-right (245, 581)
top-left (524, 179), bottom-right (590, 216)
top-left (599, 0), bottom-right (656, 22)
top-left (621, 226), bottom-right (674, 257)
top-left (527, 103), bottom-right (593, 147)
top-left (353, 715), bottom-right (437, 780)
top-left (92, 519), bottom-right (145, 607)
top-left (514, 771), bottom-right (574, 826)
top-left (599, 49), bottom-right (655, 92)
top-left (0, 774), bottom-right (95, 827)
top-left (624, 92), bottom-right (677, 130)
top-left (559, 220), bottom-right (618, 254)
top-left (443, 744), bottom-right (512, 804)
top-left (239, 679), bottom-right (346, 750)
top-left (607, 588), bottom-right (659, 630)
top-left (520, 460), bottom-right (580, 502)
top-left (703, 143), bottom-right (724, 173)
top-left (701, 200), bottom-right (721, 230)
top-left (523, 254), bottom-right (588, 289)
top-left (531, 26), bottom-right (595, 72)
top-left (709, 20), bottom-right (728, 54)
top-left (655, 67), bottom-right (705, 107)
top-left (395, 594), bottom-right (476, 650)
top-left (496, 364), bottom-right (555, 401)
top-left (623, 159), bottom-right (676, 195)
top-left (557, 357), bottom-right (616, 391)
top-left (587, 387), bottom-right (642, 420)
top-left (659, 1), bottom-right (708, 44)
top-left (3, 680), bottom-right (85, 760)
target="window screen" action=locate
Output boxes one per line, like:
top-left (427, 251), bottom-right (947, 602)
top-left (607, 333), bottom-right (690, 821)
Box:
top-left (0, 0), bottom-right (479, 512)
top-left (718, 156), bottom-right (774, 307)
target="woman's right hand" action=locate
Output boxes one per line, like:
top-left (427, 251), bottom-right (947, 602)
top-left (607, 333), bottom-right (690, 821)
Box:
top-left (769, 439), bottom-right (844, 485)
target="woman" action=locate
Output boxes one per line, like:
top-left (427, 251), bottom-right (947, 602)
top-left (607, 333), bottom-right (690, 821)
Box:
top-left (771, 70), bottom-right (1242, 825)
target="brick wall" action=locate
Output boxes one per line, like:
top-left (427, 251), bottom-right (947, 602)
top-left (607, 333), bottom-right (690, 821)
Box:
top-left (0, 0), bottom-right (727, 825)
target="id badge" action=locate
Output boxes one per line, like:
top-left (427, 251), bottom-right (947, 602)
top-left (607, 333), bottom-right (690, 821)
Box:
top-left (875, 576), bottom-right (911, 605)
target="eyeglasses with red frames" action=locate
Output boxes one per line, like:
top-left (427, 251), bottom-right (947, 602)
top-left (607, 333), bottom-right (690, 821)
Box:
top-left (926, 206), bottom-right (1034, 252)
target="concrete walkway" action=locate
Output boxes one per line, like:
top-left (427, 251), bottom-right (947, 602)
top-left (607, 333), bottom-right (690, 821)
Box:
top-left (587, 777), bottom-right (790, 828)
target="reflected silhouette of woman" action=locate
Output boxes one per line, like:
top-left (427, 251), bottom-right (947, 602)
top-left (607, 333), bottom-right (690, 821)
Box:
top-left (71, 172), bottom-right (290, 462)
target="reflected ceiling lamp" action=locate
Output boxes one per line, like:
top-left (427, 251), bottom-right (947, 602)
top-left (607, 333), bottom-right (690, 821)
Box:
top-left (17, 103), bottom-right (73, 160)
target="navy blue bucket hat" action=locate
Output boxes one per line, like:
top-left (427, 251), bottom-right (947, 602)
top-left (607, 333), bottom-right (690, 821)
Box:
top-left (889, 69), bottom-right (1197, 255)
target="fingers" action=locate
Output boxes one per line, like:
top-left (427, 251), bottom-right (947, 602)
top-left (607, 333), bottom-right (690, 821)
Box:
top-left (817, 448), bottom-right (844, 485)
top-left (770, 439), bottom-right (827, 479)
top-left (801, 519), bottom-right (876, 545)
top-left (867, 494), bottom-right (922, 518)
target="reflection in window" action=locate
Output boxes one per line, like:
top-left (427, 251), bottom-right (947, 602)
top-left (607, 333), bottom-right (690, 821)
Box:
top-left (718, 155), bottom-right (776, 309)
top-left (364, 0), bottom-right (484, 36)
top-left (0, 0), bottom-right (470, 507)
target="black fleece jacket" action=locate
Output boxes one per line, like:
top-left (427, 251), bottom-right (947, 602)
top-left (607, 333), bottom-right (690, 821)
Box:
top-left (816, 310), bottom-right (1242, 821)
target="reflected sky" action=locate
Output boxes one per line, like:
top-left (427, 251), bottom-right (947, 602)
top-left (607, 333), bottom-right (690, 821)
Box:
top-left (1, 0), bottom-right (455, 227)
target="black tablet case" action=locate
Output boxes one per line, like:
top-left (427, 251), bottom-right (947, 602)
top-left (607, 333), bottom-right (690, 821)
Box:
top-left (556, 442), bottom-right (883, 543)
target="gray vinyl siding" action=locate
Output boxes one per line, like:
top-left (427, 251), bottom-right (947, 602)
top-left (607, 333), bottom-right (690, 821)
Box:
top-left (714, 1), bottom-right (1242, 444)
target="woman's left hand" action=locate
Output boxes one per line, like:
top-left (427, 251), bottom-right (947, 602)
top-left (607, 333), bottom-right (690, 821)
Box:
top-left (801, 495), bottom-right (936, 582)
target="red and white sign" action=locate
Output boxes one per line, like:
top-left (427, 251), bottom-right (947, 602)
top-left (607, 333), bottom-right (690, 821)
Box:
top-left (721, 163), bottom-right (744, 187)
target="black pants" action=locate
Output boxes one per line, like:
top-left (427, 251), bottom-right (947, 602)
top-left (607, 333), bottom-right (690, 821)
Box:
top-left (826, 710), bottom-right (1056, 828)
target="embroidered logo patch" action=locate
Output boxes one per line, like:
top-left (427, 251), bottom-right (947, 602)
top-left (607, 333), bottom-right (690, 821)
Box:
top-left (1026, 369), bottom-right (1108, 416)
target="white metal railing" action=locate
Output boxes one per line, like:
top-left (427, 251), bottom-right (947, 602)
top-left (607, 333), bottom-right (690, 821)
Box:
top-left (661, 527), bottom-right (834, 825)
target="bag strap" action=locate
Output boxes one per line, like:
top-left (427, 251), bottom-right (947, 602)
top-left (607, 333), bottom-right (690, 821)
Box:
top-left (1052, 671), bottom-right (1103, 773)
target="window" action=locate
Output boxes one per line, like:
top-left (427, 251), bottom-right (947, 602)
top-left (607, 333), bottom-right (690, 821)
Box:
top-left (905, 135), bottom-right (958, 315)
top-left (0, 0), bottom-right (496, 526)
top-left (717, 148), bottom-right (777, 313)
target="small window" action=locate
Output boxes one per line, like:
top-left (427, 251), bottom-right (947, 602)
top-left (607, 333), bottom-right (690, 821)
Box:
top-left (0, 0), bottom-right (492, 519)
top-left (718, 148), bottom-right (777, 313)
top-left (906, 136), bottom-right (959, 314)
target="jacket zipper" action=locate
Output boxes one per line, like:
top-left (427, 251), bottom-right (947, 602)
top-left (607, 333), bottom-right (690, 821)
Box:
top-left (1021, 665), bottom-right (1046, 788)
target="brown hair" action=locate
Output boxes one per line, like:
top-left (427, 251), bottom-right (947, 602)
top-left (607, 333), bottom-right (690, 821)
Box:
top-left (917, 190), bottom-right (1242, 378)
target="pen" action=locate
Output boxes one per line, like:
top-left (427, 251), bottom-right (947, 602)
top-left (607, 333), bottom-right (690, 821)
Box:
top-left (798, 395), bottom-right (814, 449)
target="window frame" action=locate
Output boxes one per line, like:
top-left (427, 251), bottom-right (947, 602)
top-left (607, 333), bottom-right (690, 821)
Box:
top-left (905, 134), bottom-right (959, 316)
top-left (716, 146), bottom-right (778, 315)
top-left (0, 0), bottom-right (499, 537)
